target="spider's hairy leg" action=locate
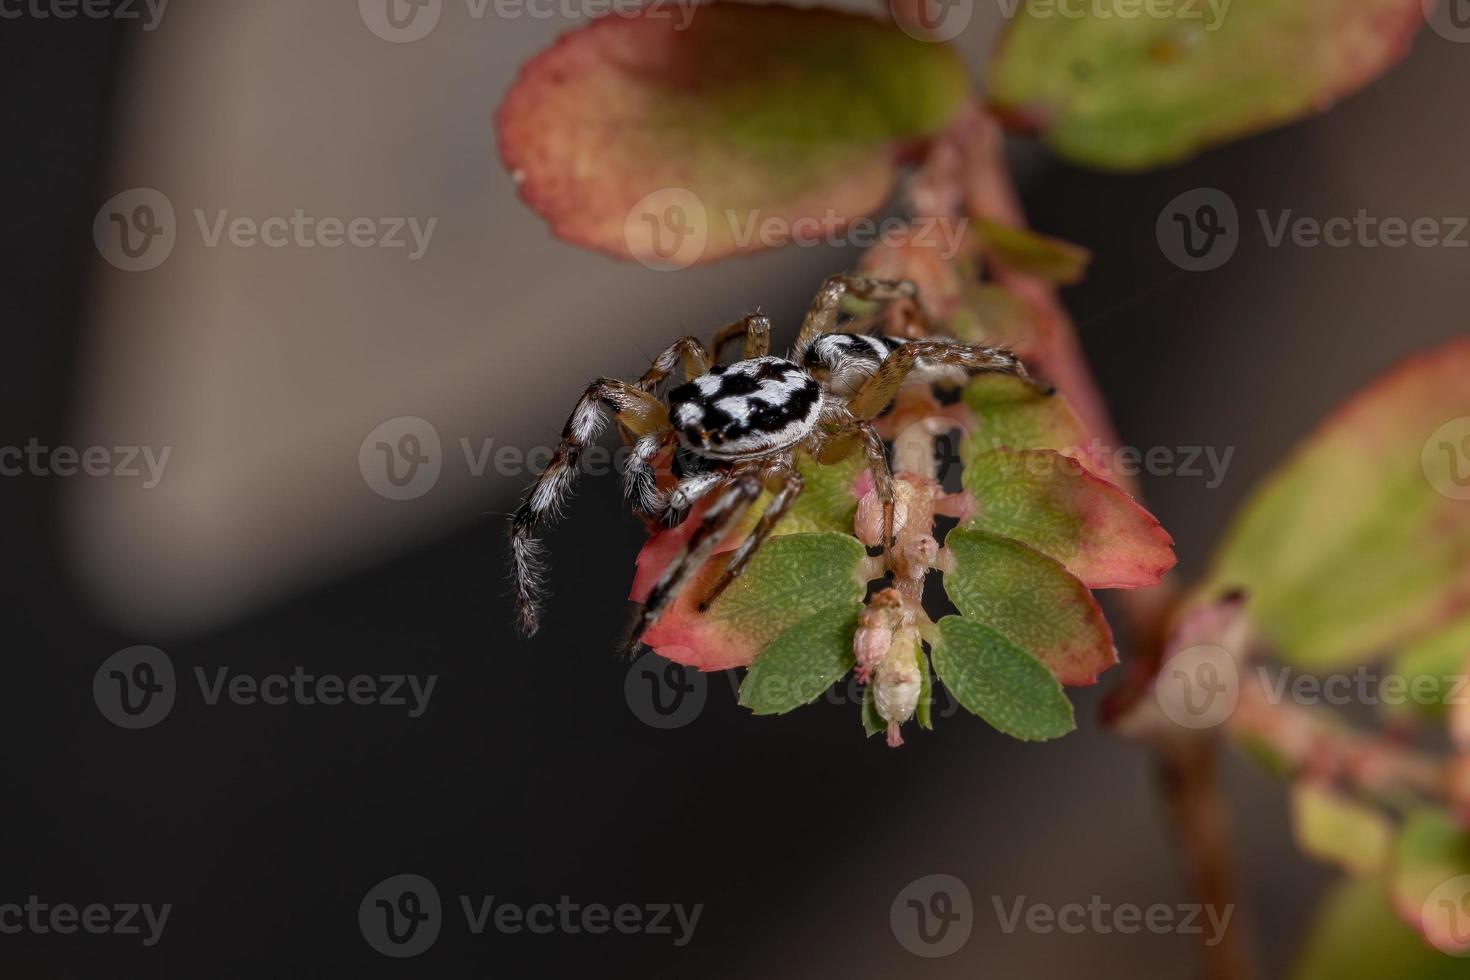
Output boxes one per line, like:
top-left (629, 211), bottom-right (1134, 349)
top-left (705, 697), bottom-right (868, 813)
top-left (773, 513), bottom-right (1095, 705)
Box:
top-left (509, 379), bottom-right (668, 636)
top-left (697, 468), bottom-right (804, 612)
top-left (793, 273), bottom-right (917, 351)
top-left (636, 336), bottom-right (711, 393)
top-left (658, 470), bottom-right (727, 525)
top-left (709, 312), bottom-right (772, 363)
top-left (624, 473), bottom-right (763, 655)
top-left (625, 430), bottom-right (674, 521)
top-left (849, 340), bottom-right (1052, 421)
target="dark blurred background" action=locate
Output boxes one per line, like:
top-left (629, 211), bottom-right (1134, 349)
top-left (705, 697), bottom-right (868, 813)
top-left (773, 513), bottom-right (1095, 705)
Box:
top-left (2, 1), bottom-right (1467, 977)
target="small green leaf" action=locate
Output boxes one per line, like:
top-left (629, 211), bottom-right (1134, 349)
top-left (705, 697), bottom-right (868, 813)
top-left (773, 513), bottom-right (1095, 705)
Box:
top-left (1391, 808), bottom-right (1470, 956)
top-left (1386, 613), bottom-right (1470, 720)
top-left (975, 220), bottom-right (1090, 284)
top-left (641, 532), bottom-right (867, 671)
top-left (932, 616), bottom-right (1075, 740)
top-left (1290, 782), bottom-right (1393, 878)
top-left (960, 375), bottom-right (1093, 463)
top-left (988, 0), bottom-right (1424, 170)
top-left (961, 447), bottom-right (1175, 588)
top-left (772, 450), bottom-right (866, 536)
top-left (498, 3), bottom-right (970, 264)
top-left (861, 680), bottom-right (885, 737)
top-left (739, 605), bottom-right (860, 715)
top-left (915, 645), bottom-right (934, 730)
top-left (1289, 879), bottom-right (1467, 980)
top-left (1200, 337), bottom-right (1470, 668)
top-left (942, 528), bottom-right (1116, 685)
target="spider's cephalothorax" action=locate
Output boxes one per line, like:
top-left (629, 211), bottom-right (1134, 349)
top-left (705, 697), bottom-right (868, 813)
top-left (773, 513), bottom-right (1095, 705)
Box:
top-left (507, 273), bottom-right (1051, 648)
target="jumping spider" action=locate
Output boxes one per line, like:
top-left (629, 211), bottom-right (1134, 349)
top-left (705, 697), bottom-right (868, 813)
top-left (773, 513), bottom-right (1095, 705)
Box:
top-left (509, 273), bottom-right (1051, 651)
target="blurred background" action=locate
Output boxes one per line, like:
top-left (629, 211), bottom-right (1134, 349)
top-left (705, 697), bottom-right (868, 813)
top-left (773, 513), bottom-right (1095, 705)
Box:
top-left (2, 0), bottom-right (1468, 976)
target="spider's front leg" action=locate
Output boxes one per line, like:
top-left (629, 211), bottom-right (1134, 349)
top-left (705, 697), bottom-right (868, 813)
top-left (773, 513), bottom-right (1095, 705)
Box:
top-left (635, 336), bottom-right (711, 393)
top-left (625, 473), bottom-right (763, 655)
top-left (708, 312), bottom-right (772, 363)
top-left (794, 273), bottom-right (917, 351)
top-left (848, 340), bottom-right (1053, 422)
top-left (509, 379), bottom-right (667, 637)
top-left (696, 467), bottom-right (806, 612)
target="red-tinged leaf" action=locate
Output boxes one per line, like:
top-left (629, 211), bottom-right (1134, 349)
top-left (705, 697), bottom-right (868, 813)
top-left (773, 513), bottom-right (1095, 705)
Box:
top-left (988, 0), bottom-right (1425, 170)
top-left (638, 533), bottom-right (868, 671)
top-left (942, 528), bottom-right (1118, 686)
top-left (974, 220), bottom-right (1090, 285)
top-left (961, 448), bottom-right (1176, 589)
top-left (496, 3), bottom-right (969, 265)
top-left (1201, 336), bottom-right (1470, 668)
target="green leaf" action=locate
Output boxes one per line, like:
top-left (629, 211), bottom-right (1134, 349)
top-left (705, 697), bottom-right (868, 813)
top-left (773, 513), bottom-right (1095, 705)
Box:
top-left (1387, 614), bottom-right (1470, 720)
top-left (1290, 879), bottom-right (1470, 980)
top-left (942, 528), bottom-right (1116, 685)
top-left (988, 0), bottom-right (1424, 170)
top-left (861, 680), bottom-right (885, 737)
top-left (641, 532), bottom-right (868, 671)
top-left (932, 616), bottom-right (1075, 740)
top-left (961, 447), bottom-right (1175, 588)
top-left (739, 605), bottom-right (860, 715)
top-left (1200, 337), bottom-right (1470, 668)
top-left (960, 375), bottom-right (1094, 465)
top-left (773, 449), bottom-right (866, 536)
top-left (975, 220), bottom-right (1090, 284)
top-left (1290, 782), bottom-right (1393, 878)
top-left (497, 3), bottom-right (969, 264)
top-left (1392, 808), bottom-right (1470, 957)
top-left (915, 645), bottom-right (934, 730)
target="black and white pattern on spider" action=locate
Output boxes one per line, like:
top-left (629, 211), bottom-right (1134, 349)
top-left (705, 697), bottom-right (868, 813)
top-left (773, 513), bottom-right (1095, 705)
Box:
top-left (505, 273), bottom-right (1051, 646)
top-left (798, 333), bottom-right (974, 398)
top-left (668, 357), bottom-right (823, 459)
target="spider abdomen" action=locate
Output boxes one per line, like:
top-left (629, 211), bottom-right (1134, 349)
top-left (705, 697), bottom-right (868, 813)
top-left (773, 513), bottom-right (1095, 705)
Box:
top-left (668, 356), bottom-right (821, 459)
